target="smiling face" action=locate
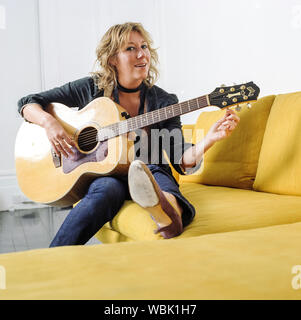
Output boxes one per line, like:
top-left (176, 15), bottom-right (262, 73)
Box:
top-left (110, 31), bottom-right (151, 88)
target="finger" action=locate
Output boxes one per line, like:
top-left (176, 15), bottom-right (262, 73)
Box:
top-left (226, 124), bottom-right (234, 131)
top-left (217, 123), bottom-right (228, 131)
top-left (225, 111), bottom-right (240, 120)
top-left (54, 141), bottom-right (69, 158)
top-left (51, 142), bottom-right (60, 156)
top-left (63, 134), bottom-right (76, 147)
top-left (219, 121), bottom-right (235, 131)
top-left (220, 119), bottom-right (233, 127)
top-left (228, 121), bottom-right (238, 130)
top-left (225, 110), bottom-right (237, 119)
top-left (225, 108), bottom-right (234, 115)
top-left (217, 113), bottom-right (228, 123)
top-left (211, 119), bottom-right (224, 130)
top-left (226, 110), bottom-right (238, 119)
top-left (226, 114), bottom-right (240, 123)
top-left (227, 121), bottom-right (238, 130)
top-left (216, 117), bottom-right (226, 125)
top-left (60, 139), bottom-right (74, 156)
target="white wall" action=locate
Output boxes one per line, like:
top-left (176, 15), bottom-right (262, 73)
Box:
top-left (161, 0), bottom-right (301, 122)
top-left (0, 0), bottom-right (41, 210)
top-left (1, 0), bottom-right (301, 210)
top-left (38, 0), bottom-right (167, 87)
top-left (38, 0), bottom-right (301, 120)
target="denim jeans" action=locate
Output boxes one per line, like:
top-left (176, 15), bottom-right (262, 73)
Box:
top-left (49, 176), bottom-right (129, 247)
top-left (49, 166), bottom-right (195, 247)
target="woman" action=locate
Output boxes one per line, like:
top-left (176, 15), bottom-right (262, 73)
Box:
top-left (18, 22), bottom-right (240, 246)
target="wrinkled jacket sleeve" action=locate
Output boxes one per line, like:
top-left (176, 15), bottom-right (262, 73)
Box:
top-left (17, 77), bottom-right (96, 116)
top-left (159, 94), bottom-right (202, 175)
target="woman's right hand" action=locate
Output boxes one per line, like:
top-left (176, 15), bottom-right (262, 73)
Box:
top-left (205, 108), bottom-right (240, 144)
top-left (43, 117), bottom-right (76, 158)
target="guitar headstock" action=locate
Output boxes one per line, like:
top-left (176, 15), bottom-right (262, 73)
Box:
top-left (208, 82), bottom-right (260, 109)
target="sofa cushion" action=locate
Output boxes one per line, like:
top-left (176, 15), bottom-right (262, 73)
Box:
top-left (97, 201), bottom-right (162, 242)
top-left (179, 95), bottom-right (276, 189)
top-left (253, 91), bottom-right (301, 196)
top-left (96, 183), bottom-right (301, 242)
top-left (1, 222), bottom-right (301, 299)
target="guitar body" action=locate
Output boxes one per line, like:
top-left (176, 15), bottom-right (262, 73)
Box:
top-left (15, 97), bottom-right (134, 206)
top-left (15, 81), bottom-right (260, 207)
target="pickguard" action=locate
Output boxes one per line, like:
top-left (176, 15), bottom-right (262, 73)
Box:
top-left (62, 141), bottom-right (108, 174)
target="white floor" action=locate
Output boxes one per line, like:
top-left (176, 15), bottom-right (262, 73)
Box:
top-left (0, 206), bottom-right (101, 254)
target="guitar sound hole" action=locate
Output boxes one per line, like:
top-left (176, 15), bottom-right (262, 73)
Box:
top-left (78, 126), bottom-right (98, 152)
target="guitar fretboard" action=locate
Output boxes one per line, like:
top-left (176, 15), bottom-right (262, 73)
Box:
top-left (98, 95), bottom-right (209, 141)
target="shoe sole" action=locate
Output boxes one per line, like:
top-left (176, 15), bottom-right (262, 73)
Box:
top-left (128, 160), bottom-right (173, 226)
top-left (128, 160), bottom-right (159, 207)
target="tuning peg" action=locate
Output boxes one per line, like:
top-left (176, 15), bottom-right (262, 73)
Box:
top-left (235, 105), bottom-right (241, 112)
top-left (247, 103), bottom-right (252, 109)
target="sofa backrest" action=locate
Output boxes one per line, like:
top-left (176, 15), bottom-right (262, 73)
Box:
top-left (179, 95), bottom-right (276, 189)
top-left (253, 91), bottom-right (301, 196)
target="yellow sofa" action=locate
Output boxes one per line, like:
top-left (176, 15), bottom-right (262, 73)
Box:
top-left (1, 92), bottom-right (301, 300)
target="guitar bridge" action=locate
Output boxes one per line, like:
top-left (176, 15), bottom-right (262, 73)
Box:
top-left (51, 148), bottom-right (61, 168)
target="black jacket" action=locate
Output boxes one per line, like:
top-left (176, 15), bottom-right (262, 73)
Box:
top-left (18, 77), bottom-right (194, 175)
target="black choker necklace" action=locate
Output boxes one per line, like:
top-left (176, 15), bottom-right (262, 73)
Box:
top-left (117, 81), bottom-right (144, 93)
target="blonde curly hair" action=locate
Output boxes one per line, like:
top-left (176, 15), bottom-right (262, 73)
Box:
top-left (91, 22), bottom-right (159, 91)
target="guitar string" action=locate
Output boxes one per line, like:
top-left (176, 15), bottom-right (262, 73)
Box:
top-left (75, 87), bottom-right (249, 142)
top-left (76, 97), bottom-right (207, 146)
top-left (77, 95), bottom-right (209, 142)
top-left (75, 95), bottom-right (242, 148)
top-left (75, 97), bottom-right (209, 148)
top-left (77, 103), bottom-right (244, 148)
top-left (76, 90), bottom-right (253, 148)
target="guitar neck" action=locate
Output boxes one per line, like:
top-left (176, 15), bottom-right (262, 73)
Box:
top-left (98, 95), bottom-right (210, 141)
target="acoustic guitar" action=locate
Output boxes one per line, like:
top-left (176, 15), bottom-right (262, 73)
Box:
top-left (15, 82), bottom-right (260, 206)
